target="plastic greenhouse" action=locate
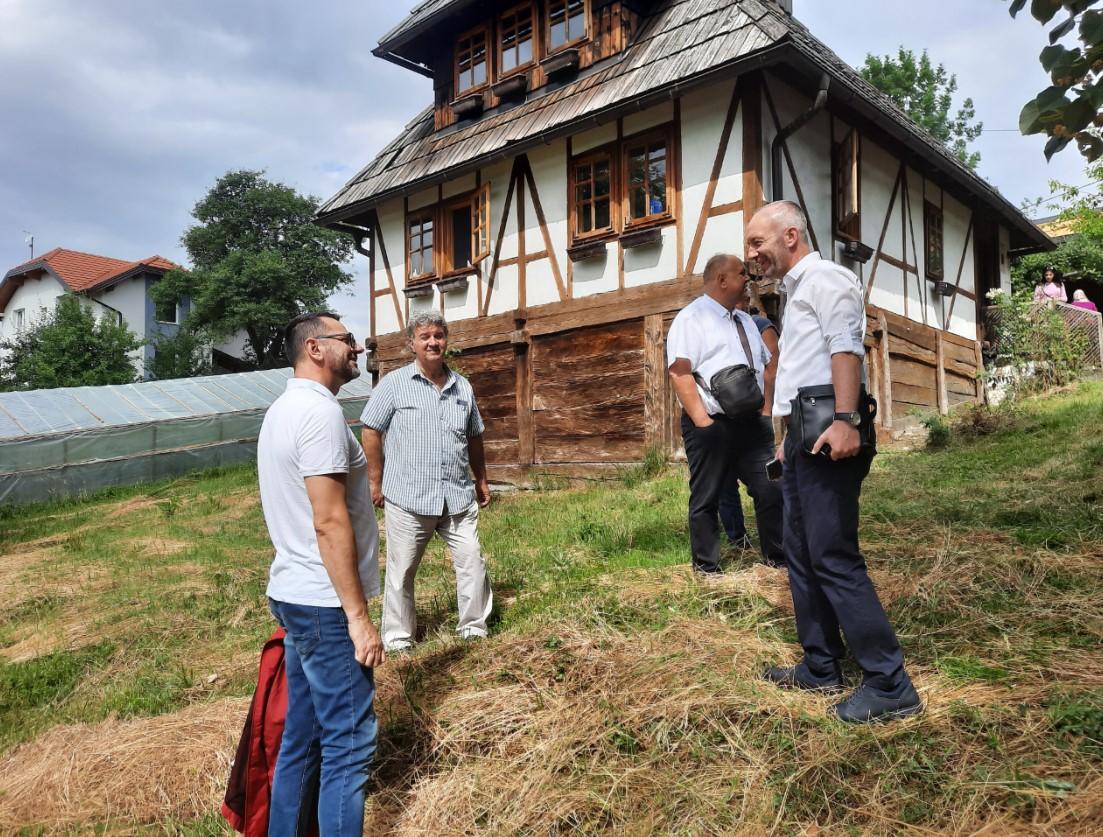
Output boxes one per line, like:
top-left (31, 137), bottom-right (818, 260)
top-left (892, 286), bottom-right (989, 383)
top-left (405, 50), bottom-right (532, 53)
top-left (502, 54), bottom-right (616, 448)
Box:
top-left (0, 369), bottom-right (372, 505)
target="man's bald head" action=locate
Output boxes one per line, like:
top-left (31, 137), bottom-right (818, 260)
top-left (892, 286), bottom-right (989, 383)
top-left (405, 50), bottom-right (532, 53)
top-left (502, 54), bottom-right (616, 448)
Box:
top-left (745, 201), bottom-right (812, 280)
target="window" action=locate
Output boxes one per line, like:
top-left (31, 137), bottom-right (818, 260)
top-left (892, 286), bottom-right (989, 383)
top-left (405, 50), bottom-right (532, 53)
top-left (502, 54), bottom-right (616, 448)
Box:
top-left (407, 212), bottom-right (435, 281)
top-left (547, 0), bottom-right (587, 51)
top-left (925, 201), bottom-right (944, 280)
top-left (572, 152), bottom-right (613, 238)
top-left (406, 184), bottom-right (491, 283)
top-left (13, 308), bottom-right (25, 331)
top-left (499, 4), bottom-right (535, 75)
top-left (155, 298), bottom-right (177, 324)
top-left (455, 27), bottom-right (490, 95)
top-left (833, 130), bottom-right (860, 240)
top-left (624, 132), bottom-right (670, 225)
top-left (567, 125), bottom-right (677, 245)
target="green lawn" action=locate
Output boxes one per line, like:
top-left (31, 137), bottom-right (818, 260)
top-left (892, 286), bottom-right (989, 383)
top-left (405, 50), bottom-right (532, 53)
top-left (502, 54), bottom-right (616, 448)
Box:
top-left (0, 382), bottom-right (1101, 833)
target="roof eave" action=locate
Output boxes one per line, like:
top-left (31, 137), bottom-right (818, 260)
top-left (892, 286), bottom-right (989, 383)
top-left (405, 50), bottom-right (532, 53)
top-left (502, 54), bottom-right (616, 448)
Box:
top-left (375, 0), bottom-right (481, 61)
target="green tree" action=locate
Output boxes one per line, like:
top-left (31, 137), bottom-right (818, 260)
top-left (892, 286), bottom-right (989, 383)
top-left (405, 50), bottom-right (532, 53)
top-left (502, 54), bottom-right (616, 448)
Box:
top-left (148, 329), bottom-right (211, 380)
top-left (152, 170), bottom-right (354, 368)
top-left (860, 48), bottom-right (983, 168)
top-left (1006, 0), bottom-right (1103, 162)
top-left (0, 295), bottom-right (141, 391)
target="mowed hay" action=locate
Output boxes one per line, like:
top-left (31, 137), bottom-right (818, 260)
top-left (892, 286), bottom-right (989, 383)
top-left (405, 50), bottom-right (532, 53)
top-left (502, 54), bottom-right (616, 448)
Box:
top-left (0, 697), bottom-right (247, 829)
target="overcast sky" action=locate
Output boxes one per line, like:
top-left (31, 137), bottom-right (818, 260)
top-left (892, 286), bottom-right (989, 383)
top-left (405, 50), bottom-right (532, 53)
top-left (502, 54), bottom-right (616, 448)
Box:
top-left (0, 0), bottom-right (1088, 343)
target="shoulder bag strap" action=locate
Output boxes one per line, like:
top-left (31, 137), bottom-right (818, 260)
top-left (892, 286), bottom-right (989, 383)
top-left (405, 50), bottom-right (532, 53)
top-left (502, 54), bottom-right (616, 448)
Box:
top-left (732, 313), bottom-right (757, 373)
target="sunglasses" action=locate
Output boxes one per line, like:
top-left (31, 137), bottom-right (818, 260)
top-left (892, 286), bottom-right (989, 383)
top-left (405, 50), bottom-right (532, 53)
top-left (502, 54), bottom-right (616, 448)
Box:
top-left (315, 332), bottom-right (358, 348)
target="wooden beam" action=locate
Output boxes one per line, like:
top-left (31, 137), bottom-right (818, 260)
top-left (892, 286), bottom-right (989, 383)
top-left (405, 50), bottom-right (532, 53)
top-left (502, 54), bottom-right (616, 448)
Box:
top-left (946, 216), bottom-right (974, 325)
top-left (974, 339), bottom-right (985, 404)
top-left (521, 159), bottom-right (567, 301)
top-left (762, 80), bottom-right (818, 251)
top-left (497, 250), bottom-right (550, 268)
top-left (878, 253), bottom-right (916, 274)
top-left (369, 223), bottom-right (377, 339)
top-left (741, 76), bottom-right (764, 236)
top-left (515, 341), bottom-right (535, 468)
top-left (878, 309), bottom-right (893, 429)
top-left (517, 159), bottom-right (527, 310)
top-left (643, 314), bottom-right (666, 451)
top-left (566, 135), bottom-right (574, 298)
top-left (708, 200), bottom-right (744, 218)
top-left (482, 158), bottom-right (521, 318)
top-left (864, 163), bottom-right (904, 304)
top-left (673, 96), bottom-right (684, 277)
top-left (686, 81), bottom-right (740, 276)
top-left (935, 330), bottom-right (948, 415)
top-left (370, 209), bottom-right (405, 330)
top-left (904, 172), bottom-right (927, 326)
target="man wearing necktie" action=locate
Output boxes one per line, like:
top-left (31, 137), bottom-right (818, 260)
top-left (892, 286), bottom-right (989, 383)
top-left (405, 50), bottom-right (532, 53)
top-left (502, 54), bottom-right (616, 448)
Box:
top-left (666, 253), bottom-right (784, 575)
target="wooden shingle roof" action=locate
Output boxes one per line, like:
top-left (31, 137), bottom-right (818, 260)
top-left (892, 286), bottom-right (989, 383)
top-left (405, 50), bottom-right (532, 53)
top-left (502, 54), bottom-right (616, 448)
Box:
top-left (320, 0), bottom-right (1050, 249)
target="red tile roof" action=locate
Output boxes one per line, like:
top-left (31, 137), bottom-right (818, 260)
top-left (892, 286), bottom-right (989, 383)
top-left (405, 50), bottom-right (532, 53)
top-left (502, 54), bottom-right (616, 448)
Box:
top-left (4, 248), bottom-right (181, 292)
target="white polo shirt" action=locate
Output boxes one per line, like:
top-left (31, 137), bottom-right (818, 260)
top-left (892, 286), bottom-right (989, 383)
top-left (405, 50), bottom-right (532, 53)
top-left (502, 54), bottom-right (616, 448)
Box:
top-left (666, 293), bottom-right (771, 416)
top-left (259, 378), bottom-right (380, 607)
top-left (773, 252), bottom-right (867, 417)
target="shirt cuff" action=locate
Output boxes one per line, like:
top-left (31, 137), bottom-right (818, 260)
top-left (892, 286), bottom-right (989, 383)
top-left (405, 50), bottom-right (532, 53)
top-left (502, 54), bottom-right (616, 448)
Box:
top-left (824, 331), bottom-right (866, 357)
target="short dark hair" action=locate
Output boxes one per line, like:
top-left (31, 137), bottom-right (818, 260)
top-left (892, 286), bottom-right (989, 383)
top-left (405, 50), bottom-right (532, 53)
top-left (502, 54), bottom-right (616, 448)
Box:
top-left (284, 311), bottom-right (340, 365)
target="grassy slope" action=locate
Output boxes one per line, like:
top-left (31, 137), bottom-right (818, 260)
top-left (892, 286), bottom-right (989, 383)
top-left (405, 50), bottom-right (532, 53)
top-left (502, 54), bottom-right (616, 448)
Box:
top-left (0, 383), bottom-right (1100, 833)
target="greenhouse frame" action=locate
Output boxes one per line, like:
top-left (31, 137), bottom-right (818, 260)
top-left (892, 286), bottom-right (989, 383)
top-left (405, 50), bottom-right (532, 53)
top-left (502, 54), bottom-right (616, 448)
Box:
top-left (0, 369), bottom-right (373, 505)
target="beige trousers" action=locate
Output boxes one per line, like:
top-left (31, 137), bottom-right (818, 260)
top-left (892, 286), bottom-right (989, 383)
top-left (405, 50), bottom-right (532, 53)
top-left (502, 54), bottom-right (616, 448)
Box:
top-left (381, 500), bottom-right (493, 651)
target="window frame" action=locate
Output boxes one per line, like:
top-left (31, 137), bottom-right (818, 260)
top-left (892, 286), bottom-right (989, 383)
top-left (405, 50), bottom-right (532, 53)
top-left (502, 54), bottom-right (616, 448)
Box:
top-left (569, 145), bottom-right (617, 242)
top-left (471, 182), bottom-right (492, 265)
top-left (454, 24), bottom-right (492, 98)
top-left (924, 200), bottom-right (945, 281)
top-left (832, 129), bottom-right (861, 242)
top-left (155, 298), bottom-right (178, 325)
top-left (498, 1), bottom-right (537, 79)
top-left (405, 209), bottom-right (437, 285)
top-left (545, 0), bottom-right (590, 55)
top-left (13, 308), bottom-right (25, 331)
top-left (621, 125), bottom-right (675, 230)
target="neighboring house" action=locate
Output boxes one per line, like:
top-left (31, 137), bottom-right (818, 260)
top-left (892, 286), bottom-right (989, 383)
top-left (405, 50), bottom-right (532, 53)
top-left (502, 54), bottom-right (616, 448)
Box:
top-left (0, 248), bottom-right (185, 379)
top-left (316, 0), bottom-right (1052, 481)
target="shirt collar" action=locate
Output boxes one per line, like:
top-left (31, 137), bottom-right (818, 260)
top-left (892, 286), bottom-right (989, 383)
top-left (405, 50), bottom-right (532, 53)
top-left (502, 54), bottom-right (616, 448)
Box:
top-left (701, 293), bottom-right (735, 317)
top-left (782, 251), bottom-right (821, 292)
top-left (410, 362), bottom-right (458, 392)
top-left (287, 377), bottom-right (339, 402)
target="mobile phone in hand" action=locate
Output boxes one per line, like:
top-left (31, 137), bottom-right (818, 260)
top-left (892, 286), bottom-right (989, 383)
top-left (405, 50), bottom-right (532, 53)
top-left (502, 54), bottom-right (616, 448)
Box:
top-left (765, 457), bottom-right (783, 481)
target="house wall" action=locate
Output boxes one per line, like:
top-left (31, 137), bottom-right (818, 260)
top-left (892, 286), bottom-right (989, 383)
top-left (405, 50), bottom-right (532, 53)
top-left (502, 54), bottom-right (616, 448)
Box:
top-left (91, 277), bottom-right (151, 378)
top-left (359, 72), bottom-right (990, 480)
top-left (0, 274), bottom-right (67, 350)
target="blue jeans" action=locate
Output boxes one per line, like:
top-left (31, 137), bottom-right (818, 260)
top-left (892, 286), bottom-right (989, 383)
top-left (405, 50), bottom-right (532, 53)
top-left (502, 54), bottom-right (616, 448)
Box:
top-left (268, 599), bottom-right (378, 837)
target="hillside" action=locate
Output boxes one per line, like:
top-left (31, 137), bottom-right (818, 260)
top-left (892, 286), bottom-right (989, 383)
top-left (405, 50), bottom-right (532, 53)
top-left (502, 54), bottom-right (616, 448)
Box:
top-left (1, 383), bottom-right (1101, 834)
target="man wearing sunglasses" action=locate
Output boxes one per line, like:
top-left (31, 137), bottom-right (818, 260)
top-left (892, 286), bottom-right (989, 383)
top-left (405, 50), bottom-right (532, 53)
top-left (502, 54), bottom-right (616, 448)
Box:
top-left (258, 311), bottom-right (384, 836)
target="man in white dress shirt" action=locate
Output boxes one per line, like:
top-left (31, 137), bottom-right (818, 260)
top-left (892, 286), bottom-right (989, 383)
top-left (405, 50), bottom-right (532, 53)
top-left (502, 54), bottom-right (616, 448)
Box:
top-left (667, 253), bottom-right (784, 575)
top-left (745, 201), bottom-right (921, 723)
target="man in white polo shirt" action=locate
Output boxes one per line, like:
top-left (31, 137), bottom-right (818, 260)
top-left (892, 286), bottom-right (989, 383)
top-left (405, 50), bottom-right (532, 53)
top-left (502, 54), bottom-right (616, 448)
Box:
top-left (258, 311), bottom-right (384, 836)
top-left (667, 253), bottom-right (784, 575)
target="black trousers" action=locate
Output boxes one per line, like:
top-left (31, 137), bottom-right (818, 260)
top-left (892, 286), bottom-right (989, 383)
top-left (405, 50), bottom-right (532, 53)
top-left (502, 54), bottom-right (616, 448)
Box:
top-left (681, 412), bottom-right (783, 572)
top-left (781, 432), bottom-right (905, 693)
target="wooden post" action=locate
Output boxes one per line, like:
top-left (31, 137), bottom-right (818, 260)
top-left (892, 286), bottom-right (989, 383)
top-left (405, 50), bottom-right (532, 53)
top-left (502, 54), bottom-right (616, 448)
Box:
top-left (517, 167), bottom-right (527, 311)
top-left (741, 76), bottom-right (764, 233)
top-left (878, 310), bottom-right (893, 429)
top-left (935, 330), bottom-right (949, 415)
top-left (369, 225), bottom-right (377, 340)
top-left (643, 315), bottom-right (666, 452)
top-left (975, 339), bottom-right (986, 405)
top-left (515, 327), bottom-right (534, 469)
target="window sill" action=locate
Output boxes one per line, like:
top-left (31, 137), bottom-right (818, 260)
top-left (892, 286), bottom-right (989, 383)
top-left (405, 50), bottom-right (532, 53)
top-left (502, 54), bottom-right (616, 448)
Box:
top-left (619, 226), bottom-right (663, 250)
top-left (451, 92), bottom-right (485, 118)
top-left (436, 274), bottom-right (472, 294)
top-left (404, 278), bottom-right (436, 298)
top-left (567, 238), bottom-right (611, 262)
top-left (540, 47), bottom-right (581, 77)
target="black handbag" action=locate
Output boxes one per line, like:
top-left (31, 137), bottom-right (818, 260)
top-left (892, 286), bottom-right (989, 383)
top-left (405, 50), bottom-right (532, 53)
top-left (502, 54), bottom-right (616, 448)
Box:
top-left (791, 385), bottom-right (877, 455)
top-left (698, 315), bottom-right (764, 418)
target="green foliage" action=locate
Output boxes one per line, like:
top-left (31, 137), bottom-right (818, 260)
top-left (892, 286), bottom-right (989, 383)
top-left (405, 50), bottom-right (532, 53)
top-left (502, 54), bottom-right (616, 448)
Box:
top-left (860, 48), bottom-right (983, 168)
top-left (920, 413), bottom-right (951, 448)
top-left (985, 287), bottom-right (1089, 393)
top-left (617, 444), bottom-right (668, 488)
top-left (0, 295), bottom-right (141, 391)
top-left (1005, 0), bottom-right (1103, 161)
top-left (152, 170), bottom-right (354, 368)
top-left (148, 328), bottom-right (211, 380)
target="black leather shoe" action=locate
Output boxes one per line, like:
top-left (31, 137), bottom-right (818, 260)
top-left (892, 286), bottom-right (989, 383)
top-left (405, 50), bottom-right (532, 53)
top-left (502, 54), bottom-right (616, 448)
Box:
top-left (762, 663), bottom-right (844, 693)
top-left (831, 682), bottom-right (923, 723)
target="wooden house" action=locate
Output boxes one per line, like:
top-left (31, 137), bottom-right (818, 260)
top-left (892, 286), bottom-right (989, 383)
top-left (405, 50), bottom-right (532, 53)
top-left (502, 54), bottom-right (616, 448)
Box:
top-left (317, 0), bottom-right (1051, 482)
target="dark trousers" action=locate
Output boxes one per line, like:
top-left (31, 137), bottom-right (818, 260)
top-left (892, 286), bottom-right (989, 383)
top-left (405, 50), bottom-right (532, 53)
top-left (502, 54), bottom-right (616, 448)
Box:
top-left (781, 432), bottom-right (906, 693)
top-left (681, 412), bottom-right (783, 572)
top-left (719, 473), bottom-right (748, 542)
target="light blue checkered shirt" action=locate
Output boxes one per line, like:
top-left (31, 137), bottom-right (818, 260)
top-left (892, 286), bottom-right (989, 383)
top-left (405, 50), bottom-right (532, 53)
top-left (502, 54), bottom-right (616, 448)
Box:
top-left (360, 362), bottom-right (485, 516)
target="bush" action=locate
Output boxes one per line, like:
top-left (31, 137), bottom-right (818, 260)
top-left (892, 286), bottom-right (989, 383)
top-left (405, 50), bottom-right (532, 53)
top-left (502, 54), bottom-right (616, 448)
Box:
top-left (920, 413), bottom-right (951, 448)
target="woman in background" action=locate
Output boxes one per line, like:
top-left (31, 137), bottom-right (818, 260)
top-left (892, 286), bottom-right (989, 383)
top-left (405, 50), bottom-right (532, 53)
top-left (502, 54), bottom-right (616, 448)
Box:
top-left (1071, 289), bottom-right (1098, 312)
top-left (1033, 267), bottom-right (1068, 303)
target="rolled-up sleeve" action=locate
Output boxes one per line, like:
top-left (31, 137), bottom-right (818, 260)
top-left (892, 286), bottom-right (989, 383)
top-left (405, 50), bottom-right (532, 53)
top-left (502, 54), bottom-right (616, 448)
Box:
top-left (666, 311), bottom-right (700, 370)
top-left (467, 398), bottom-right (485, 437)
top-left (816, 275), bottom-right (866, 358)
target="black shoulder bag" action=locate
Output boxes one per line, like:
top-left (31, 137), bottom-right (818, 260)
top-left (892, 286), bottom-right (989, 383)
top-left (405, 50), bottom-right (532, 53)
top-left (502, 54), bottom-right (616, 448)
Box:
top-left (697, 315), bottom-right (764, 418)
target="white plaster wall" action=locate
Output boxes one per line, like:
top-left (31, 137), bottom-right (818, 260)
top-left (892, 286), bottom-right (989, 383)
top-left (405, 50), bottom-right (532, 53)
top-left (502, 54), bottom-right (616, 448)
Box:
top-left (680, 79), bottom-right (742, 273)
top-left (572, 245), bottom-right (618, 295)
top-left (998, 226), bottom-right (1012, 293)
top-left (374, 197), bottom-right (406, 336)
top-left (572, 122), bottom-right (617, 154)
top-left (443, 172), bottom-right (477, 199)
top-left (624, 226), bottom-right (678, 287)
top-left (943, 192), bottom-right (977, 340)
top-left (408, 185), bottom-right (437, 211)
top-left (93, 278), bottom-right (148, 375)
top-left (623, 99), bottom-right (673, 138)
top-left (0, 274), bottom-right (65, 345)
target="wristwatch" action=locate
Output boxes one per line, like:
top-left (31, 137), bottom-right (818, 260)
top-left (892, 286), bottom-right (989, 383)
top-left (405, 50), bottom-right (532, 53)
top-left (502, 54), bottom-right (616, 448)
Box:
top-left (834, 411), bottom-right (862, 427)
